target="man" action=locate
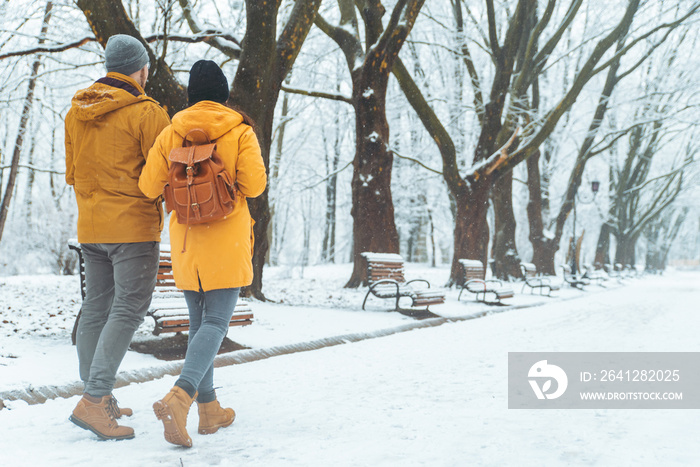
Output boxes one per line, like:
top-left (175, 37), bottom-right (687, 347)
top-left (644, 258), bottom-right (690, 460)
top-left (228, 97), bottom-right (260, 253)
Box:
top-left (64, 34), bottom-right (170, 440)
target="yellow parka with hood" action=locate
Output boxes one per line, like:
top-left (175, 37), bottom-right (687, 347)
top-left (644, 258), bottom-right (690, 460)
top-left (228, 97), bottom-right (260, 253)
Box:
top-left (65, 72), bottom-right (171, 243)
top-left (139, 101), bottom-right (266, 291)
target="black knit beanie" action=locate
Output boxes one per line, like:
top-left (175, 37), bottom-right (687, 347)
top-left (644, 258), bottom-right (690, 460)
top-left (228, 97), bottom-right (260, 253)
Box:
top-left (188, 60), bottom-right (229, 105)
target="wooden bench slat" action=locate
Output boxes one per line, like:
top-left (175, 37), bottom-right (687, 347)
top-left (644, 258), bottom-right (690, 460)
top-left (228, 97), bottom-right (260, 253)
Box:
top-left (156, 313), bottom-right (254, 328)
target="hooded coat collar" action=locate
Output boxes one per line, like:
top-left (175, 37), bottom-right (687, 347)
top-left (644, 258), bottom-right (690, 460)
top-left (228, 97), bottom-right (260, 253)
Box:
top-left (71, 72), bottom-right (147, 121)
top-left (171, 101), bottom-right (244, 141)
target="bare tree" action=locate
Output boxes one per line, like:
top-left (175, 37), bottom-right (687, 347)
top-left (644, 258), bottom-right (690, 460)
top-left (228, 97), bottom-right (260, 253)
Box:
top-left (393, 0), bottom-right (646, 285)
top-left (526, 2), bottom-right (696, 274)
top-left (594, 115), bottom-right (690, 267)
top-left (644, 207), bottom-right (688, 271)
top-left (314, 0), bottom-right (427, 287)
top-left (0, 1), bottom-right (52, 244)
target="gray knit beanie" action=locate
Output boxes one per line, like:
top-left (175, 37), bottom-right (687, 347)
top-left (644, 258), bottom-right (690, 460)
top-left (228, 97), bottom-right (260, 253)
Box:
top-left (105, 35), bottom-right (149, 76)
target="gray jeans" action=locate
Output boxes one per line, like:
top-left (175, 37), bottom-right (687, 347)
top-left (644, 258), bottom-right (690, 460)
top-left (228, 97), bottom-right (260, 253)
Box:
top-left (77, 242), bottom-right (159, 397)
top-left (179, 287), bottom-right (240, 403)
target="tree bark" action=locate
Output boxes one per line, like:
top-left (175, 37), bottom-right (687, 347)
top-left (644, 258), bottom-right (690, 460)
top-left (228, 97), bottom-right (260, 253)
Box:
top-left (492, 171), bottom-right (521, 279)
top-left (526, 148), bottom-right (557, 275)
top-left (322, 119), bottom-right (341, 263)
top-left (614, 232), bottom-right (638, 267)
top-left (451, 181), bottom-right (491, 286)
top-left (24, 128), bottom-right (38, 225)
top-left (594, 221), bottom-right (613, 267)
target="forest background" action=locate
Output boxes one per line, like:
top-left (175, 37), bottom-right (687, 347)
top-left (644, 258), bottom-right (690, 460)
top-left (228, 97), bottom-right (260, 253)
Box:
top-left (0, 0), bottom-right (698, 299)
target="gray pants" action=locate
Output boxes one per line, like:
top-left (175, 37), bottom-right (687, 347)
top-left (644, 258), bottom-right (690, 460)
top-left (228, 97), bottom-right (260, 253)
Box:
top-left (77, 242), bottom-right (159, 397)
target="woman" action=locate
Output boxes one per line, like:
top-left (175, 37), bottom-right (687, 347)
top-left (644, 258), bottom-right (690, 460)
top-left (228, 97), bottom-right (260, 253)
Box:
top-left (139, 60), bottom-right (266, 448)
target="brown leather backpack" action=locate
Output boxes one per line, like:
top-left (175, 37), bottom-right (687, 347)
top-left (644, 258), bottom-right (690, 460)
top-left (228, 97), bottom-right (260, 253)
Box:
top-left (163, 129), bottom-right (235, 251)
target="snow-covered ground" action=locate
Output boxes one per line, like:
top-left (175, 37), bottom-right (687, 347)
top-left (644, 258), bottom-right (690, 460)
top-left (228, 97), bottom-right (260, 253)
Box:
top-left (1, 264), bottom-right (699, 466)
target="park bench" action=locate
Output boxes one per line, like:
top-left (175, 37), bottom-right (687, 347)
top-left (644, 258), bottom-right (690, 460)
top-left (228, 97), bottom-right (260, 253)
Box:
top-left (561, 264), bottom-right (590, 289)
top-left (519, 262), bottom-right (560, 296)
top-left (68, 241), bottom-right (253, 344)
top-left (361, 252), bottom-right (445, 315)
top-left (604, 263), bottom-right (622, 279)
top-left (458, 259), bottom-right (513, 305)
top-left (582, 263), bottom-right (608, 286)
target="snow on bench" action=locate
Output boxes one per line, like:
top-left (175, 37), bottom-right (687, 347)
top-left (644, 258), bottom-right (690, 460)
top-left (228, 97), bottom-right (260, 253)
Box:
top-left (458, 259), bottom-right (513, 305)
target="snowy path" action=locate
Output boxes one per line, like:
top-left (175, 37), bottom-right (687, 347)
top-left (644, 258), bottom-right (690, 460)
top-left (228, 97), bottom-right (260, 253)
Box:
top-left (0, 271), bottom-right (698, 466)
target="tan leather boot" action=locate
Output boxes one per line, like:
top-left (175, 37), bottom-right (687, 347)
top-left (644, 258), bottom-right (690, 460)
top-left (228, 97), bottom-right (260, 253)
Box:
top-left (153, 387), bottom-right (196, 447)
top-left (197, 400), bottom-right (236, 434)
top-left (70, 395), bottom-right (135, 440)
top-left (110, 395), bottom-right (132, 418)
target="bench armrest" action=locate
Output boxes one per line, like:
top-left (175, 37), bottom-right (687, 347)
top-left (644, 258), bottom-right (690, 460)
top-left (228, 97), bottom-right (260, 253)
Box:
top-left (368, 279), bottom-right (401, 295)
top-left (406, 278), bottom-right (431, 289)
top-left (465, 278), bottom-right (487, 292)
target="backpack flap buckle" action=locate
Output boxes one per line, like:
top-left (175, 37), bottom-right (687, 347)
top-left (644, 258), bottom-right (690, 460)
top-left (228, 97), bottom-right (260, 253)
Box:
top-left (168, 144), bottom-right (217, 164)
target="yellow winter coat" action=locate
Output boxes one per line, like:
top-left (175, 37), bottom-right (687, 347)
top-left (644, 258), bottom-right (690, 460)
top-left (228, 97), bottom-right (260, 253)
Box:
top-left (139, 101), bottom-right (266, 291)
top-left (65, 72), bottom-right (171, 243)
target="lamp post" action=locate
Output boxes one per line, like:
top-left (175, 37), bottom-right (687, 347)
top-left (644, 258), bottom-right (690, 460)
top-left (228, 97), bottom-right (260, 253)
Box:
top-left (571, 180), bottom-right (600, 276)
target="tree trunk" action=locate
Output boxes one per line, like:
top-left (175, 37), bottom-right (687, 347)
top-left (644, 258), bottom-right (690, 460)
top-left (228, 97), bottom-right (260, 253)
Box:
top-left (594, 222), bottom-right (613, 267)
top-left (614, 233), bottom-right (637, 267)
top-left (492, 171), bottom-right (521, 279)
top-left (0, 1), bottom-right (52, 244)
top-left (49, 126), bottom-right (60, 208)
top-left (526, 148), bottom-right (557, 274)
top-left (24, 129), bottom-right (38, 225)
top-left (268, 82), bottom-right (291, 267)
top-left (658, 209), bottom-right (687, 271)
top-left (322, 111), bottom-right (341, 263)
top-left (345, 69), bottom-right (400, 287)
top-left (322, 171), bottom-right (338, 263)
top-left (428, 206), bottom-right (436, 267)
top-left (450, 182), bottom-right (490, 286)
